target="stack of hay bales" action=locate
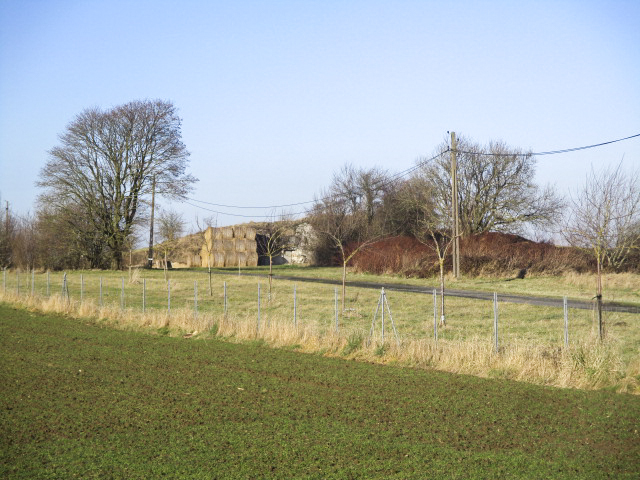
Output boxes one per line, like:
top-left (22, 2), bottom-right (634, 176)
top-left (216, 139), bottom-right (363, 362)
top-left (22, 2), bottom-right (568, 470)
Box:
top-left (200, 226), bottom-right (258, 267)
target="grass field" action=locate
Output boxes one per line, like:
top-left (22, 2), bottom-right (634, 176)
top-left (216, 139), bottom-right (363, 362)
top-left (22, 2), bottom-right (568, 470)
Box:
top-left (1, 267), bottom-right (639, 392)
top-left (1, 304), bottom-right (639, 479)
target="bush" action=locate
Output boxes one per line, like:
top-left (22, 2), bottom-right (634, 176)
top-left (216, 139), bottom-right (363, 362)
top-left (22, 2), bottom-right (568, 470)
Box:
top-left (346, 232), bottom-right (637, 278)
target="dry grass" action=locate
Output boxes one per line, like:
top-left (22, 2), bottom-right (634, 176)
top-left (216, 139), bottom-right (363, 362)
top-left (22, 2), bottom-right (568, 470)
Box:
top-left (2, 281), bottom-right (637, 394)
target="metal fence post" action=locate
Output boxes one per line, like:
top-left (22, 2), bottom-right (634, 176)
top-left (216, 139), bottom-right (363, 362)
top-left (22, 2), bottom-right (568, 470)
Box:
top-left (563, 296), bottom-right (569, 348)
top-left (433, 289), bottom-right (438, 342)
top-left (194, 280), bottom-right (198, 320)
top-left (224, 281), bottom-right (227, 316)
top-left (334, 287), bottom-right (339, 333)
top-left (293, 283), bottom-right (297, 327)
top-left (493, 292), bottom-right (499, 353)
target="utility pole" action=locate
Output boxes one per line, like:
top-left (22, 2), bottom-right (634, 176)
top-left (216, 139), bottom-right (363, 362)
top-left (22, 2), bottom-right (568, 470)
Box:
top-left (450, 132), bottom-right (460, 278)
top-left (147, 175), bottom-right (156, 268)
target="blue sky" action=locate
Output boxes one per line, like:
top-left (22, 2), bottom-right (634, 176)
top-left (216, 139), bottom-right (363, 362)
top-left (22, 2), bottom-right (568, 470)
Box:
top-left (1, 0), bottom-right (639, 232)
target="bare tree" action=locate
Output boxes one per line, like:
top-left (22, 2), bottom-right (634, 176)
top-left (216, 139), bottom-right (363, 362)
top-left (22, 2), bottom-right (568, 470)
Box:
top-left (310, 191), bottom-right (386, 312)
top-left (330, 164), bottom-right (391, 226)
top-left (422, 136), bottom-right (563, 236)
top-left (398, 176), bottom-right (453, 325)
top-left (0, 197), bottom-right (16, 269)
top-left (563, 162), bottom-right (640, 339)
top-left (37, 99), bottom-right (197, 270)
top-left (196, 215), bottom-right (217, 295)
top-left (11, 213), bottom-right (39, 271)
top-left (257, 219), bottom-right (296, 299)
top-left (156, 208), bottom-right (185, 280)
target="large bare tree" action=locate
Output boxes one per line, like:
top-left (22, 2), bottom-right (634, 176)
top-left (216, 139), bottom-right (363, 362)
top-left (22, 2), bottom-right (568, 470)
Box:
top-left (563, 162), bottom-right (640, 339)
top-left (422, 136), bottom-right (562, 236)
top-left (38, 99), bottom-right (196, 269)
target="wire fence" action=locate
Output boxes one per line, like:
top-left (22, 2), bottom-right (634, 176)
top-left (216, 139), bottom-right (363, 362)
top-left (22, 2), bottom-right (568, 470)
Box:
top-left (2, 267), bottom-right (624, 352)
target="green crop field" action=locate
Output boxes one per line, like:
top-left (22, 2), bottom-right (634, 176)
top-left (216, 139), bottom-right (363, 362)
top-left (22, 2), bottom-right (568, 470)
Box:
top-left (1, 303), bottom-right (639, 479)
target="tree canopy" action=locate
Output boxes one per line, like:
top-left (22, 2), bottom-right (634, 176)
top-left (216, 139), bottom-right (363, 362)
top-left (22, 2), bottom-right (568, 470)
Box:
top-left (37, 99), bottom-right (197, 269)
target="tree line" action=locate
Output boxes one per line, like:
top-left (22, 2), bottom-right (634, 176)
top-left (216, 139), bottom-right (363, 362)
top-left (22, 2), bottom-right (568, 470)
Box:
top-left (1, 100), bottom-right (638, 290)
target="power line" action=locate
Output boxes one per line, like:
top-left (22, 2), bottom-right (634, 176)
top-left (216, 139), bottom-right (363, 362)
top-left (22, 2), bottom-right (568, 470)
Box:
top-left (180, 133), bottom-right (640, 219)
top-left (454, 133), bottom-right (640, 157)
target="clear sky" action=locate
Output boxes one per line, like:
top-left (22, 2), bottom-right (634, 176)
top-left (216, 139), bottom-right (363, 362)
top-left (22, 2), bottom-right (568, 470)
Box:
top-left (1, 0), bottom-right (639, 232)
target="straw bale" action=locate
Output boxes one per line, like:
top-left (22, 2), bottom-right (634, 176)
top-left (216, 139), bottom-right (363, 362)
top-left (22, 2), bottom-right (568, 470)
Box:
top-left (223, 239), bottom-right (235, 251)
top-left (221, 227), bottom-right (235, 239)
top-left (246, 239), bottom-right (257, 253)
top-left (246, 252), bottom-right (259, 267)
top-left (235, 239), bottom-right (247, 252)
top-left (225, 251), bottom-right (238, 266)
top-left (236, 252), bottom-right (248, 267)
top-left (245, 227), bottom-right (257, 240)
top-left (213, 240), bottom-right (224, 251)
top-left (201, 253), bottom-right (214, 268)
top-left (214, 252), bottom-right (225, 268)
top-left (204, 227), bottom-right (214, 243)
top-left (235, 226), bottom-right (247, 239)
top-left (214, 228), bottom-right (223, 240)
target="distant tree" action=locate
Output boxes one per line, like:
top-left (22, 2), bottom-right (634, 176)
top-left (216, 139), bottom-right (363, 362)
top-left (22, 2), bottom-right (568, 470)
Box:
top-left (563, 162), bottom-right (640, 339)
top-left (0, 197), bottom-right (16, 269)
top-left (156, 208), bottom-right (185, 280)
top-left (11, 213), bottom-right (39, 271)
top-left (37, 99), bottom-right (197, 270)
top-left (330, 164), bottom-right (391, 226)
top-left (257, 219), bottom-right (296, 299)
top-left (310, 191), bottom-right (386, 312)
top-left (196, 215), bottom-right (217, 296)
top-left (421, 136), bottom-right (562, 236)
top-left (397, 176), bottom-right (454, 325)
top-left (35, 202), bottom-right (111, 270)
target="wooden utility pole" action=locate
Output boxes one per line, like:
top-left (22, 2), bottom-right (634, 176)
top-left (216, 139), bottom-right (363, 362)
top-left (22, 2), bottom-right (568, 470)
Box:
top-left (147, 175), bottom-right (156, 268)
top-left (450, 132), bottom-right (460, 278)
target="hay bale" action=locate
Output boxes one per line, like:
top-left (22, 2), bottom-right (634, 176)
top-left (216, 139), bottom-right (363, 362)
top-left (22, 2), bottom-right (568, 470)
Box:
top-left (221, 227), bottom-right (234, 239)
top-left (245, 227), bottom-right (257, 240)
top-left (246, 239), bottom-right (258, 253)
top-left (237, 252), bottom-right (248, 267)
top-left (224, 251), bottom-right (238, 266)
top-left (246, 252), bottom-right (259, 267)
top-left (204, 227), bottom-right (214, 243)
top-left (223, 239), bottom-right (235, 251)
top-left (214, 228), bottom-right (223, 240)
top-left (235, 226), bottom-right (247, 239)
top-left (214, 252), bottom-right (225, 268)
top-left (201, 253), bottom-right (214, 268)
top-left (235, 239), bottom-right (247, 252)
top-left (213, 240), bottom-right (224, 251)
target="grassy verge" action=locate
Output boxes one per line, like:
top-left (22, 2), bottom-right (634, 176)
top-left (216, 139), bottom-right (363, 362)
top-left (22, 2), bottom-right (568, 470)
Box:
top-left (1, 266), bottom-right (639, 394)
top-left (1, 304), bottom-right (639, 479)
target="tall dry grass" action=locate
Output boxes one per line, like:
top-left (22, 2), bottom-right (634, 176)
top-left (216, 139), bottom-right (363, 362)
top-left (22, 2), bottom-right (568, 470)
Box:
top-left (1, 289), bottom-right (637, 394)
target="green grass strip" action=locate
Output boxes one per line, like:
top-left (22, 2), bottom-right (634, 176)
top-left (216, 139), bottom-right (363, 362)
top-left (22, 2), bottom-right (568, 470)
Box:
top-left (1, 303), bottom-right (638, 479)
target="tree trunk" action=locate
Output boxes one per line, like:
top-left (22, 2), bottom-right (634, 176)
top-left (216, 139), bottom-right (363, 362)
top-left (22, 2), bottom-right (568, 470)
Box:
top-left (342, 261), bottom-right (347, 312)
top-left (208, 266), bottom-right (212, 296)
top-left (596, 257), bottom-right (604, 340)
top-left (439, 259), bottom-right (446, 326)
top-left (268, 257), bottom-right (273, 300)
